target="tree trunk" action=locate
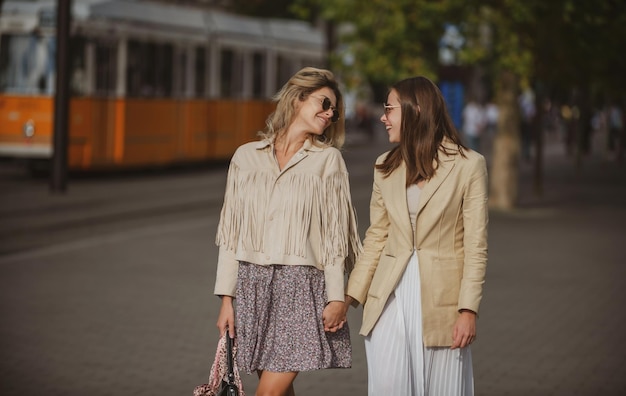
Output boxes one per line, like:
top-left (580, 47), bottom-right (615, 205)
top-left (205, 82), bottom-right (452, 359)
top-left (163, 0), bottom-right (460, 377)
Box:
top-left (489, 71), bottom-right (520, 210)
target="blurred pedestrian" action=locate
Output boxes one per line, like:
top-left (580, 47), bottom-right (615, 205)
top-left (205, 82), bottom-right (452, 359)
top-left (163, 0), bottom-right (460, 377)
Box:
top-left (484, 101), bottom-right (499, 156)
top-left (355, 103), bottom-right (376, 142)
top-left (519, 87), bottom-right (536, 161)
top-left (213, 67), bottom-right (362, 395)
top-left (342, 76), bottom-right (488, 395)
top-left (485, 101), bottom-right (499, 137)
top-left (608, 102), bottom-right (623, 160)
top-left (461, 98), bottom-right (486, 153)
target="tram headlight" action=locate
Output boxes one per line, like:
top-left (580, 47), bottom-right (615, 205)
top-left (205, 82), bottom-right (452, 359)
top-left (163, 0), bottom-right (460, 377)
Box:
top-left (23, 120), bottom-right (35, 138)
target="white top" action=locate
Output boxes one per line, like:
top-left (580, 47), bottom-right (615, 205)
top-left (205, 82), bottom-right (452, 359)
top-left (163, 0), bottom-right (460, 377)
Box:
top-left (407, 183), bottom-right (422, 235)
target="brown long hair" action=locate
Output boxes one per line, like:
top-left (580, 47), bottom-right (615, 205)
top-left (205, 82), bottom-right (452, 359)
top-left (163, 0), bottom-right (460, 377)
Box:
top-left (376, 76), bottom-right (466, 185)
top-left (258, 67), bottom-right (346, 149)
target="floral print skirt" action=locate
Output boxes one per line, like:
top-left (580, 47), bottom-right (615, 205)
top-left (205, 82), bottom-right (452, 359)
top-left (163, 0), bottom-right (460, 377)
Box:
top-left (235, 261), bottom-right (351, 373)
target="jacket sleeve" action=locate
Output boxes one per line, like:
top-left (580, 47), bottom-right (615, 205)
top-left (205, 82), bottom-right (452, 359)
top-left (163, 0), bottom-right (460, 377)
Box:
top-left (458, 155), bottom-right (488, 313)
top-left (321, 152), bottom-right (363, 302)
top-left (215, 155), bottom-right (241, 253)
top-left (214, 245), bottom-right (238, 297)
top-left (346, 166), bottom-right (390, 305)
top-left (214, 156), bottom-right (241, 297)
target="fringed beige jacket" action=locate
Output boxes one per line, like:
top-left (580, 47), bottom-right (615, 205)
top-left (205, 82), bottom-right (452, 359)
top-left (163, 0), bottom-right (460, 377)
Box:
top-left (214, 138), bottom-right (362, 301)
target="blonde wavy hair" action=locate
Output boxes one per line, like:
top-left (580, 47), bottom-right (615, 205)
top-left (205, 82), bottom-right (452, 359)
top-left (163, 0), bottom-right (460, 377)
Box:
top-left (258, 67), bottom-right (346, 149)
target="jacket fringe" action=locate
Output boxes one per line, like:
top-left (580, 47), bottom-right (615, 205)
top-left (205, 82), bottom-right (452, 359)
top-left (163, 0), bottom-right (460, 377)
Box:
top-left (216, 164), bottom-right (362, 271)
top-left (216, 162), bottom-right (269, 252)
top-left (321, 171), bottom-right (363, 272)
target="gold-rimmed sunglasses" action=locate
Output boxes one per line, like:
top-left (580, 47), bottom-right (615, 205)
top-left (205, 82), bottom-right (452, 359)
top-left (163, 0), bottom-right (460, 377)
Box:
top-left (383, 103), bottom-right (401, 115)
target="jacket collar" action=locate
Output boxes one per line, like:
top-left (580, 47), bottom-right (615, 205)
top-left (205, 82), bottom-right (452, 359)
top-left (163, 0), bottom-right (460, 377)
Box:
top-left (256, 137), bottom-right (325, 174)
top-left (416, 140), bottom-right (459, 215)
top-left (255, 137), bottom-right (325, 152)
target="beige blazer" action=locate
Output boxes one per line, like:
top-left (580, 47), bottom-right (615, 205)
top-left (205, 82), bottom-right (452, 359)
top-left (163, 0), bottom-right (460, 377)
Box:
top-left (346, 140), bottom-right (488, 346)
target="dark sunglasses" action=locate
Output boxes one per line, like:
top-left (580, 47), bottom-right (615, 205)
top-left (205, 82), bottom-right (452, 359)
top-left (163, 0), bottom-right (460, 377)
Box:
top-left (313, 96), bottom-right (339, 123)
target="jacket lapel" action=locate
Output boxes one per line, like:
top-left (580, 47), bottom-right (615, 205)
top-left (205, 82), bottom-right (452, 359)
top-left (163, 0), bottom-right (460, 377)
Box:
top-left (384, 161), bottom-right (414, 245)
top-left (415, 143), bottom-right (458, 216)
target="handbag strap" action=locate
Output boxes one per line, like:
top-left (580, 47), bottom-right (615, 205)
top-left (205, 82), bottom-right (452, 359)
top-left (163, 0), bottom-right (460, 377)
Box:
top-left (225, 333), bottom-right (236, 385)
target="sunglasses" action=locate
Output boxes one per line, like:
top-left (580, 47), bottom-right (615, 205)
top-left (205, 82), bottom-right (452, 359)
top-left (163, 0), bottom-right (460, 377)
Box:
top-left (313, 96), bottom-right (339, 123)
top-left (383, 103), bottom-right (401, 115)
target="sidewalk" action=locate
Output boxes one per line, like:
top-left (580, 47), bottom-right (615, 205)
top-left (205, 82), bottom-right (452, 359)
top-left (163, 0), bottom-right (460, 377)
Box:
top-left (0, 139), bottom-right (624, 395)
top-left (473, 144), bottom-right (626, 395)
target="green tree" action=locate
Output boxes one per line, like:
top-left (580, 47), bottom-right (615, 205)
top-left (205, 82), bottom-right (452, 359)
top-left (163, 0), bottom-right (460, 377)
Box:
top-left (294, 0), bottom-right (467, 94)
top-left (294, 0), bottom-right (626, 209)
top-left (293, 0), bottom-right (528, 208)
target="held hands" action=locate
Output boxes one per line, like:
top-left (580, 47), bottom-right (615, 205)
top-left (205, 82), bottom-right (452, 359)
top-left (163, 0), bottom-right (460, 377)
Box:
top-left (322, 295), bottom-right (354, 333)
top-left (217, 296), bottom-right (235, 338)
top-left (323, 301), bottom-right (347, 333)
top-left (451, 310), bottom-right (477, 349)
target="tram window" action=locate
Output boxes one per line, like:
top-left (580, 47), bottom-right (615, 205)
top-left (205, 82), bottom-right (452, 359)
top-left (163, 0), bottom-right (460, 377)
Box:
top-left (70, 37), bottom-right (87, 96)
top-left (220, 49), bottom-right (231, 97)
top-left (0, 35), bottom-right (8, 92)
top-left (127, 40), bottom-right (173, 98)
top-left (252, 52), bottom-right (265, 99)
top-left (220, 48), bottom-right (243, 98)
top-left (175, 47), bottom-right (187, 97)
top-left (0, 34), bottom-right (55, 94)
top-left (94, 41), bottom-right (117, 96)
top-left (276, 56), bottom-right (292, 91)
top-left (195, 47), bottom-right (206, 97)
top-left (220, 49), bottom-right (233, 97)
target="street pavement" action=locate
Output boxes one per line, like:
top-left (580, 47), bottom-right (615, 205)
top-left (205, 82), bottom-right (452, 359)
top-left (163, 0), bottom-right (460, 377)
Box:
top-left (0, 132), bottom-right (625, 396)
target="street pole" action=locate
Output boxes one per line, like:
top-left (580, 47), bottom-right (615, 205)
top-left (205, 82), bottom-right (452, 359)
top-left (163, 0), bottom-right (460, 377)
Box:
top-left (50, 0), bottom-right (72, 193)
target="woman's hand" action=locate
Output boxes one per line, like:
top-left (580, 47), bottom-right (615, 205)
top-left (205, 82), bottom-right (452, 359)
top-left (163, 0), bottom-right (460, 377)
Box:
top-left (323, 301), bottom-right (347, 332)
top-left (217, 296), bottom-right (235, 338)
top-left (451, 310), bottom-right (476, 349)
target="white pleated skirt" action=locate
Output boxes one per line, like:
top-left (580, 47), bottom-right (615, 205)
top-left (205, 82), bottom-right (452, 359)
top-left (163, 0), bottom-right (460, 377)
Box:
top-left (364, 251), bottom-right (474, 395)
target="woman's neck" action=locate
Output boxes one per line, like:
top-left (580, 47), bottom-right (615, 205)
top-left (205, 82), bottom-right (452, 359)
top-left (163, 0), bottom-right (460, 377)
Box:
top-left (274, 129), bottom-right (308, 157)
top-left (274, 130), bottom-right (308, 170)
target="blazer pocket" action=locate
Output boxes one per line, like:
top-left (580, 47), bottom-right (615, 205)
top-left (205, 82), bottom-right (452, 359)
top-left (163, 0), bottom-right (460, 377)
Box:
top-left (367, 253), bottom-right (395, 299)
top-left (431, 258), bottom-right (463, 306)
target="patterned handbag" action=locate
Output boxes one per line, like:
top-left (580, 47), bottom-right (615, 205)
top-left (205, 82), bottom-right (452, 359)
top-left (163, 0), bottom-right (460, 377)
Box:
top-left (193, 331), bottom-right (244, 396)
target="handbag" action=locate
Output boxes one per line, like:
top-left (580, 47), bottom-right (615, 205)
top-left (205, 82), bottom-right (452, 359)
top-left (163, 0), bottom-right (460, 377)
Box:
top-left (193, 330), bottom-right (244, 396)
top-left (218, 334), bottom-right (239, 396)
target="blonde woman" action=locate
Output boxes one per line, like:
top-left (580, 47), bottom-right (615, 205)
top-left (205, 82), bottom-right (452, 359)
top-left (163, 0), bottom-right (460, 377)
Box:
top-left (214, 67), bottom-right (362, 395)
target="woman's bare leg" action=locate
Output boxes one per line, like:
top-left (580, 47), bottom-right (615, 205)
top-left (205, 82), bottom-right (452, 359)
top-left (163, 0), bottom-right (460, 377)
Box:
top-left (255, 370), bottom-right (298, 396)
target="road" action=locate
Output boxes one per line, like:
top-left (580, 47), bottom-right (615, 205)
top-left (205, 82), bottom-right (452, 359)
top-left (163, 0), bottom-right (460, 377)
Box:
top-left (1, 132), bottom-right (625, 395)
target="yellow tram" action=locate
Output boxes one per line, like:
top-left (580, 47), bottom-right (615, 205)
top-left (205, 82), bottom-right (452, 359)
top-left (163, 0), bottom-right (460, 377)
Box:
top-left (0, 0), bottom-right (326, 170)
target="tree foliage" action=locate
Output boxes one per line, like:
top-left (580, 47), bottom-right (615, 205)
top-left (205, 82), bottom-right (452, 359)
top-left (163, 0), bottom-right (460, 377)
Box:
top-left (293, 0), bottom-right (468, 91)
top-left (290, 0), bottom-right (626, 209)
top-left (289, 0), bottom-right (626, 103)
